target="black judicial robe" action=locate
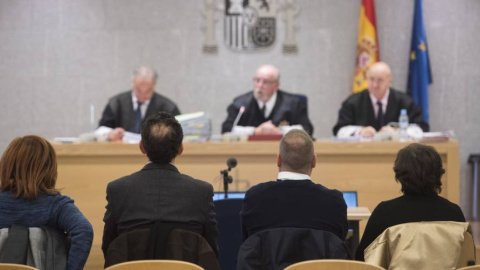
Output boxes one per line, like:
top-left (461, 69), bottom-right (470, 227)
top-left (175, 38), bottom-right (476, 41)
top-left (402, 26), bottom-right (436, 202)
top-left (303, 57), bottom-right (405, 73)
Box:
top-left (221, 90), bottom-right (314, 136)
top-left (99, 91), bottom-right (180, 133)
top-left (332, 88), bottom-right (429, 135)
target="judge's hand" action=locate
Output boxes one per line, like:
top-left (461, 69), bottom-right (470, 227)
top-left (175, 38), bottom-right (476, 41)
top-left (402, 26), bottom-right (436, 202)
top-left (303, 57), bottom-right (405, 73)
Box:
top-left (359, 126), bottom-right (376, 137)
top-left (254, 121), bottom-right (282, 135)
top-left (107, 128), bottom-right (125, 141)
top-left (379, 125), bottom-right (396, 133)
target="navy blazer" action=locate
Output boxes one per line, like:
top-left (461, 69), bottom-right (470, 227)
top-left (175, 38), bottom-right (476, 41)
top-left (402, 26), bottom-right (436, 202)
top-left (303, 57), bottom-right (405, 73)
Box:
top-left (221, 90), bottom-right (314, 136)
top-left (240, 180), bottom-right (348, 242)
top-left (332, 88), bottom-right (429, 135)
top-left (99, 91), bottom-right (180, 132)
top-left (102, 163), bottom-right (218, 257)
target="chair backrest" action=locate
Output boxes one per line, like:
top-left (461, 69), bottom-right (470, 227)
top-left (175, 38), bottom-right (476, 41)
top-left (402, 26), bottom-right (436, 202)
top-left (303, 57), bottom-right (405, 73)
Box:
top-left (0, 226), bottom-right (68, 270)
top-left (458, 266), bottom-right (480, 270)
top-left (213, 198), bottom-right (243, 270)
top-left (284, 259), bottom-right (385, 270)
top-left (364, 221), bottom-right (475, 270)
top-left (105, 227), bottom-right (219, 270)
top-left (237, 227), bottom-right (349, 270)
top-left (104, 260), bottom-right (204, 270)
top-left (0, 264), bottom-right (38, 270)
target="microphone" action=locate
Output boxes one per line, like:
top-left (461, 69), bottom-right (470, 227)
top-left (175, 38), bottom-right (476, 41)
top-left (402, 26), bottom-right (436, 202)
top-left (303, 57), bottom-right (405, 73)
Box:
top-left (232, 106), bottom-right (245, 129)
top-left (221, 157), bottom-right (238, 199)
top-left (227, 157), bottom-right (238, 171)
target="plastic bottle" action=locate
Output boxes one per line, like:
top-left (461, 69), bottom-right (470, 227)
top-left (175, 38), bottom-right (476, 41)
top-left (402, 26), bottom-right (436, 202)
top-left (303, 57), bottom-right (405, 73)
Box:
top-left (399, 109), bottom-right (409, 141)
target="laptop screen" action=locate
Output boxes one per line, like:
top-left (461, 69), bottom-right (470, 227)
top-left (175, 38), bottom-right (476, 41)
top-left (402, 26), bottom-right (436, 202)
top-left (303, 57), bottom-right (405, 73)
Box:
top-left (213, 191), bottom-right (358, 207)
top-left (213, 192), bottom-right (246, 201)
top-left (342, 191), bottom-right (358, 207)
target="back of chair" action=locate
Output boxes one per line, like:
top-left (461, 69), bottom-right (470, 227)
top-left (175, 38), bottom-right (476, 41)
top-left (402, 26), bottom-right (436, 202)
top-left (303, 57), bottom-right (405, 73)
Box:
top-left (284, 259), bottom-right (385, 270)
top-left (0, 264), bottom-right (38, 270)
top-left (104, 260), bottom-right (204, 270)
top-left (0, 226), bottom-right (68, 270)
top-left (458, 266), bottom-right (480, 270)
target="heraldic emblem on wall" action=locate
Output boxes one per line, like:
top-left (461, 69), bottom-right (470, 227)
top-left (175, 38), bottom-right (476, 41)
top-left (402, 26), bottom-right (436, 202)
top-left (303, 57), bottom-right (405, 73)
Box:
top-left (202, 0), bottom-right (299, 53)
top-left (225, 0), bottom-right (277, 51)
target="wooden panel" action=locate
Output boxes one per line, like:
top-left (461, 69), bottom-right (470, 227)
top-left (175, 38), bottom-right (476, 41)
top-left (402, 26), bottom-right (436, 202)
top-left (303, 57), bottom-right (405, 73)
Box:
top-left (52, 140), bottom-right (459, 269)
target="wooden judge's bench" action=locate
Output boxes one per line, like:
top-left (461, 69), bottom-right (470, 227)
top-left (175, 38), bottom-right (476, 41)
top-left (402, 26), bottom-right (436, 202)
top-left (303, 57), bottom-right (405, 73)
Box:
top-left (52, 140), bottom-right (459, 269)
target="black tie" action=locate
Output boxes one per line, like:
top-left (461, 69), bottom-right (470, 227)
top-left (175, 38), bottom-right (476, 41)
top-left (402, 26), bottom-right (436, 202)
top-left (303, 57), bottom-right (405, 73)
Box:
top-left (134, 101), bottom-right (143, 133)
top-left (376, 101), bottom-right (384, 131)
top-left (261, 104), bottom-right (266, 118)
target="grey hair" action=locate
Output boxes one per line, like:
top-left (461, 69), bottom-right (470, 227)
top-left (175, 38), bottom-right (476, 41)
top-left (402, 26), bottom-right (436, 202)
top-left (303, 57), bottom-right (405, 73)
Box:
top-left (133, 66), bottom-right (158, 81)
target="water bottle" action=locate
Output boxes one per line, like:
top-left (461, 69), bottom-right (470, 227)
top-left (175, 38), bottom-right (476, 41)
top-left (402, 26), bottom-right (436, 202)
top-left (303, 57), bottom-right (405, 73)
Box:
top-left (399, 109), bottom-right (409, 141)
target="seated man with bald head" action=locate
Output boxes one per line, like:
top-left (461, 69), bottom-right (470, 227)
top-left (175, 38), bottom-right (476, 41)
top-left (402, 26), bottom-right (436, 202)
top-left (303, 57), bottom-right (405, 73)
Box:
top-left (222, 65), bottom-right (314, 136)
top-left (97, 66), bottom-right (181, 141)
top-left (333, 62), bottom-right (429, 138)
top-left (240, 129), bottom-right (347, 241)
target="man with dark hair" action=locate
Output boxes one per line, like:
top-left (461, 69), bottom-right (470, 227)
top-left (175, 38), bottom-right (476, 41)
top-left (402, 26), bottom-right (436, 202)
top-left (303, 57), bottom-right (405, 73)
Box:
top-left (240, 129), bottom-right (348, 241)
top-left (102, 112), bottom-right (218, 257)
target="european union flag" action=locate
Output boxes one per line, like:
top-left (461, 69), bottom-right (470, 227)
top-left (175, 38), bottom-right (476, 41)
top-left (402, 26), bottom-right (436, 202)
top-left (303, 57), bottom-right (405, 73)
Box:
top-left (408, 0), bottom-right (432, 123)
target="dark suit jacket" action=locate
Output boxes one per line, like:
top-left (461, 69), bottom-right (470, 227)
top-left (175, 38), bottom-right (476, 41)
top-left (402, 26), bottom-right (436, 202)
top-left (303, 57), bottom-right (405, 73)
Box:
top-left (102, 163), bottom-right (218, 257)
top-left (332, 88), bottom-right (429, 135)
top-left (240, 180), bottom-right (348, 242)
top-left (355, 192), bottom-right (466, 261)
top-left (221, 90), bottom-right (314, 136)
top-left (237, 228), bottom-right (349, 270)
top-left (99, 91), bottom-right (181, 132)
top-left (104, 227), bottom-right (220, 269)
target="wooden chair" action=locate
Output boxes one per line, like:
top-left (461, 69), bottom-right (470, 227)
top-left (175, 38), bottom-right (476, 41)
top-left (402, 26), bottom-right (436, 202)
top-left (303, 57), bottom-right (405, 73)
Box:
top-left (284, 259), bottom-right (386, 270)
top-left (0, 264), bottom-right (38, 270)
top-left (104, 260), bottom-right (204, 270)
top-left (458, 265), bottom-right (480, 270)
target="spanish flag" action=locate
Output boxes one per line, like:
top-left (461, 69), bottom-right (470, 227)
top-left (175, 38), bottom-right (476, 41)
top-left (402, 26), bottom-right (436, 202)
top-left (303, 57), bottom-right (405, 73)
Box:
top-left (353, 0), bottom-right (380, 93)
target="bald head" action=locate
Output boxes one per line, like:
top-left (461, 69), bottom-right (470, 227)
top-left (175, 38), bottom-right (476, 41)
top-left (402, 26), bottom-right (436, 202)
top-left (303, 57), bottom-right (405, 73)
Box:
top-left (256, 65), bottom-right (280, 80)
top-left (253, 65), bottom-right (280, 103)
top-left (132, 66), bottom-right (157, 103)
top-left (366, 62), bottom-right (392, 100)
top-left (278, 129), bottom-right (316, 175)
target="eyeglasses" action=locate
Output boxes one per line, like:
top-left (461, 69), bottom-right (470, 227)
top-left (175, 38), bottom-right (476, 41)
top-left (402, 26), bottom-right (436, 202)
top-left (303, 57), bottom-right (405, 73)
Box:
top-left (253, 77), bottom-right (277, 85)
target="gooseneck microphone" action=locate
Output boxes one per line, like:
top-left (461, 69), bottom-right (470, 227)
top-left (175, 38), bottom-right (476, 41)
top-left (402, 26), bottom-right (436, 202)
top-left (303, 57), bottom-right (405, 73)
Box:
top-left (232, 106), bottom-right (245, 130)
top-left (221, 157), bottom-right (238, 199)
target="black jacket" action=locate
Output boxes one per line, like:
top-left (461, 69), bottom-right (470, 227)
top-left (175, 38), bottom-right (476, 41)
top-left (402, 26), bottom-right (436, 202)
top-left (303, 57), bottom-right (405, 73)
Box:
top-left (333, 88), bottom-right (429, 135)
top-left (104, 225), bottom-right (220, 270)
top-left (237, 228), bottom-right (349, 270)
top-left (99, 91), bottom-right (180, 132)
top-left (241, 180), bottom-right (348, 241)
top-left (222, 90), bottom-right (314, 136)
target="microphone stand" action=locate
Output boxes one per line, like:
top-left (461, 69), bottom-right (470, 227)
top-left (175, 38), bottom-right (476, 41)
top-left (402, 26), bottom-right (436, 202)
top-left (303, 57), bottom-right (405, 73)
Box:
top-left (220, 168), bottom-right (233, 199)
